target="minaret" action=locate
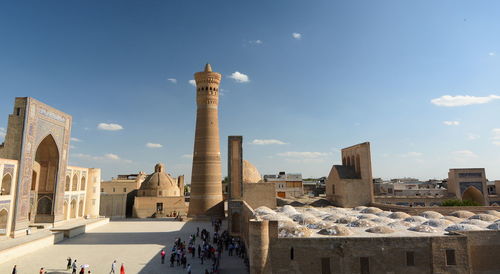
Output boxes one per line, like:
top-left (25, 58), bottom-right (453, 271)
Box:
top-left (188, 63), bottom-right (224, 218)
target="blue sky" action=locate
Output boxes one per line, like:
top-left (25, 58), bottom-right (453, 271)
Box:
top-left (1, 1), bottom-right (500, 182)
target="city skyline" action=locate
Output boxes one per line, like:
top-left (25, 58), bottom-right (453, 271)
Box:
top-left (1, 1), bottom-right (500, 182)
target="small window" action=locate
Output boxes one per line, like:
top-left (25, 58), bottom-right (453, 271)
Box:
top-left (16, 107), bottom-right (20, 116)
top-left (159, 190), bottom-right (162, 196)
top-left (290, 247), bottom-right (294, 260)
top-left (112, 187), bottom-right (115, 192)
top-left (123, 188), bottom-right (127, 193)
top-left (101, 188), bottom-right (104, 192)
top-left (446, 249), bottom-right (456, 266)
top-left (360, 257), bottom-right (370, 274)
top-left (406, 251), bottom-right (415, 266)
top-left (332, 184), bottom-right (335, 194)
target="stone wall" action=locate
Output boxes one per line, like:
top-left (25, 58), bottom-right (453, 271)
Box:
top-left (461, 230), bottom-right (500, 274)
top-left (99, 193), bottom-right (127, 218)
top-left (242, 183), bottom-right (277, 210)
top-left (133, 196), bottom-right (187, 218)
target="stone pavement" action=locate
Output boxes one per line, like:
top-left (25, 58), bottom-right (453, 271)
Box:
top-left (0, 219), bottom-right (248, 274)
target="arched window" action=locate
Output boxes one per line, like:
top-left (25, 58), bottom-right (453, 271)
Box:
top-left (1, 173), bottom-right (12, 195)
top-left (65, 175), bottom-right (71, 191)
top-left (72, 174), bottom-right (78, 191)
top-left (290, 247), bottom-right (294, 260)
top-left (0, 209), bottom-right (8, 234)
top-left (356, 155), bottom-right (361, 175)
top-left (80, 177), bottom-right (86, 191)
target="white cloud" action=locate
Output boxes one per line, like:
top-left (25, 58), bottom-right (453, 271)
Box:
top-left (452, 150), bottom-right (478, 158)
top-left (400, 152), bottom-right (423, 158)
top-left (73, 152), bottom-right (130, 163)
top-left (228, 71), bottom-right (249, 83)
top-left (182, 154), bottom-right (193, 158)
top-left (467, 133), bottom-right (480, 140)
top-left (249, 40), bottom-right (263, 45)
top-left (491, 128), bottom-right (500, 145)
top-left (0, 127), bottom-right (6, 139)
top-left (105, 153), bottom-right (120, 160)
top-left (167, 78), bottom-right (177, 84)
top-left (70, 137), bottom-right (82, 142)
top-left (292, 32), bottom-right (302, 40)
top-left (146, 142), bottom-right (163, 148)
top-left (431, 95), bottom-right (500, 107)
top-left (97, 123), bottom-right (123, 131)
top-left (251, 139), bottom-right (287, 145)
top-left (443, 121), bottom-right (460, 126)
top-left (277, 151), bottom-right (328, 158)
top-left (489, 52), bottom-right (496, 56)
top-left (188, 80), bottom-right (196, 86)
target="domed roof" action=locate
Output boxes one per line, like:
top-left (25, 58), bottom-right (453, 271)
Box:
top-left (139, 163), bottom-right (179, 196)
top-left (243, 160), bottom-right (262, 183)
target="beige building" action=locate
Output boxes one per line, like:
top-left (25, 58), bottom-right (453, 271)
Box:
top-left (0, 97), bottom-right (100, 238)
top-left (263, 172), bottom-right (304, 198)
top-left (188, 64), bottom-right (224, 218)
top-left (326, 142), bottom-right (374, 207)
top-left (447, 168), bottom-right (490, 206)
top-left (133, 163), bottom-right (186, 218)
top-left (99, 173), bottom-right (146, 218)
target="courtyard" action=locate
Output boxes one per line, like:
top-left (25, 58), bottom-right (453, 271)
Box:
top-left (0, 220), bottom-right (247, 274)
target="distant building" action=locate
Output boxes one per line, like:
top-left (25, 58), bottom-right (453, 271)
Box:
top-left (374, 179), bottom-right (447, 197)
top-left (263, 171), bottom-right (304, 198)
top-left (447, 168), bottom-right (489, 205)
top-left (99, 172), bottom-right (147, 218)
top-left (302, 177), bottom-right (326, 196)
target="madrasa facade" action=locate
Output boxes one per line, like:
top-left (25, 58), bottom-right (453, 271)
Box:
top-left (0, 97), bottom-right (101, 238)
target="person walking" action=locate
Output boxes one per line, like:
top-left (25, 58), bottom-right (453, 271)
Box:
top-left (39, 268), bottom-right (46, 274)
top-left (110, 260), bottom-right (117, 274)
top-left (72, 260), bottom-right (78, 274)
top-left (187, 264), bottom-right (192, 274)
top-left (11, 265), bottom-right (17, 274)
top-left (67, 257), bottom-right (72, 270)
top-left (160, 249), bottom-right (166, 264)
top-left (120, 263), bottom-right (125, 274)
top-left (79, 267), bottom-right (85, 274)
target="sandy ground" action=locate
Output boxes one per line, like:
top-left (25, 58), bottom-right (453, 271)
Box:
top-left (0, 220), bottom-right (247, 274)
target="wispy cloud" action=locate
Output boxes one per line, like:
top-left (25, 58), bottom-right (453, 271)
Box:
top-left (492, 128), bottom-right (500, 145)
top-left (489, 52), bottom-right (496, 56)
top-left (70, 137), bottom-right (82, 142)
top-left (277, 151), bottom-right (328, 158)
top-left (251, 139), bottom-right (287, 145)
top-left (399, 152), bottom-right (423, 158)
top-left (146, 142), bottom-right (163, 148)
top-left (228, 71), bottom-right (249, 83)
top-left (248, 39), bottom-right (263, 45)
top-left (188, 80), bottom-right (196, 86)
top-left (431, 95), bottom-right (500, 107)
top-left (181, 154), bottom-right (193, 159)
top-left (452, 150), bottom-right (478, 160)
top-left (73, 152), bottom-right (131, 163)
top-left (97, 123), bottom-right (123, 131)
top-left (292, 32), bottom-right (302, 40)
top-left (467, 133), bottom-right (480, 140)
top-left (443, 121), bottom-right (460, 126)
top-left (167, 78), bottom-right (177, 84)
top-left (0, 127), bottom-right (6, 139)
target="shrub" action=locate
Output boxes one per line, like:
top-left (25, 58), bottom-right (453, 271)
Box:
top-left (441, 199), bottom-right (480, 207)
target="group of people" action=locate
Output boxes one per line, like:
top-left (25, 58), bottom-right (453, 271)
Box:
top-left (158, 218), bottom-right (247, 274)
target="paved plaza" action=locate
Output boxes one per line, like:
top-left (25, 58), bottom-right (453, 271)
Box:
top-left (0, 220), bottom-right (247, 274)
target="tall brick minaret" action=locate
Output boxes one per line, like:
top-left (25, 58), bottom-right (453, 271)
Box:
top-left (188, 64), bottom-right (224, 218)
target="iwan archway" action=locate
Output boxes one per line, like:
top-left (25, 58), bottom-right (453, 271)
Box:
top-left (31, 134), bottom-right (60, 223)
top-left (462, 186), bottom-right (485, 206)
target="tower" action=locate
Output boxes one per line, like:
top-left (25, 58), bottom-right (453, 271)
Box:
top-left (188, 64), bottom-right (224, 217)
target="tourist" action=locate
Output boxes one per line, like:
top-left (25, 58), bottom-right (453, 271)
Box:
top-left (160, 249), bottom-right (166, 264)
top-left (79, 267), bottom-right (85, 274)
top-left (170, 252), bottom-right (175, 267)
top-left (72, 260), bottom-right (78, 274)
top-left (67, 257), bottom-right (72, 270)
top-left (197, 244), bottom-right (201, 258)
top-left (120, 263), bottom-right (125, 274)
top-left (110, 260), bottom-right (117, 274)
top-left (187, 264), bottom-right (192, 274)
top-left (11, 265), bottom-right (16, 274)
top-left (39, 267), bottom-right (45, 274)
top-left (181, 254), bottom-right (187, 268)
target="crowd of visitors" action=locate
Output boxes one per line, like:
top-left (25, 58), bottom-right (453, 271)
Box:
top-left (9, 218), bottom-right (247, 273)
